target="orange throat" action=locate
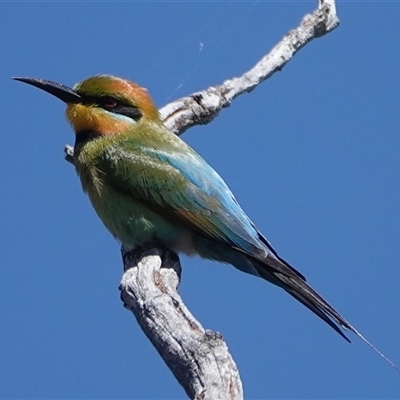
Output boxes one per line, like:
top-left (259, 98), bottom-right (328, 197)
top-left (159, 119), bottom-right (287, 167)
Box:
top-left (66, 103), bottom-right (132, 136)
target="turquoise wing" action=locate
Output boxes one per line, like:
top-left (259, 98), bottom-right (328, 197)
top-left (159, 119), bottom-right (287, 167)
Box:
top-left (97, 138), bottom-right (271, 260)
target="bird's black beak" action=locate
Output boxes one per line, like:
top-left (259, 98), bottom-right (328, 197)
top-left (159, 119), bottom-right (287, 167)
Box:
top-left (12, 77), bottom-right (82, 104)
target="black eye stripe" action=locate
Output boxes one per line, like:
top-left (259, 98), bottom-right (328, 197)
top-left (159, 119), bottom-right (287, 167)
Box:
top-left (109, 104), bottom-right (142, 121)
top-left (99, 97), bottom-right (118, 108)
top-left (79, 95), bottom-right (119, 107)
top-left (77, 94), bottom-right (142, 121)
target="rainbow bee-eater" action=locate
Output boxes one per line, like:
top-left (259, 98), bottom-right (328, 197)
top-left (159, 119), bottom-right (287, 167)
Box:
top-left (13, 75), bottom-right (396, 364)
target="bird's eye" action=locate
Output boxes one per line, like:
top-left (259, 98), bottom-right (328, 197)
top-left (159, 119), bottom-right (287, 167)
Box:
top-left (102, 98), bottom-right (118, 108)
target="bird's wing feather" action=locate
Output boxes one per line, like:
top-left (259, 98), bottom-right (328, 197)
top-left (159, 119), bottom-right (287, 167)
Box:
top-left (100, 139), bottom-right (267, 255)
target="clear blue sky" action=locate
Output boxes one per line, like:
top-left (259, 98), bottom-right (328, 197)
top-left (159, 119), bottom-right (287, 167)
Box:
top-left (1, 2), bottom-right (400, 398)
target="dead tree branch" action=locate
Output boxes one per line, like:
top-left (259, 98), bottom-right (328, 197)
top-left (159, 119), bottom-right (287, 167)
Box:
top-left (120, 247), bottom-right (243, 400)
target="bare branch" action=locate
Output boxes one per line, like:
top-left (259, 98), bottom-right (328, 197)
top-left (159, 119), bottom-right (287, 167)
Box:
top-left (64, 0), bottom-right (339, 163)
top-left (159, 0), bottom-right (339, 135)
top-left (120, 247), bottom-right (243, 400)
top-left (65, 144), bottom-right (74, 164)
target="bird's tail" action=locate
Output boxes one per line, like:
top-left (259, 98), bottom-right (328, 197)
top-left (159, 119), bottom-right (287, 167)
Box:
top-left (253, 256), bottom-right (399, 372)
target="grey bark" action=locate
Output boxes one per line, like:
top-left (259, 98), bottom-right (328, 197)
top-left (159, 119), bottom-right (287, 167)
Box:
top-left (65, 1), bottom-right (340, 398)
top-left (120, 247), bottom-right (243, 400)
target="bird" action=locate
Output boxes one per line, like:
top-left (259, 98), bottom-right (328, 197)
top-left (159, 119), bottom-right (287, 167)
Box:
top-left (13, 74), bottom-right (397, 368)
